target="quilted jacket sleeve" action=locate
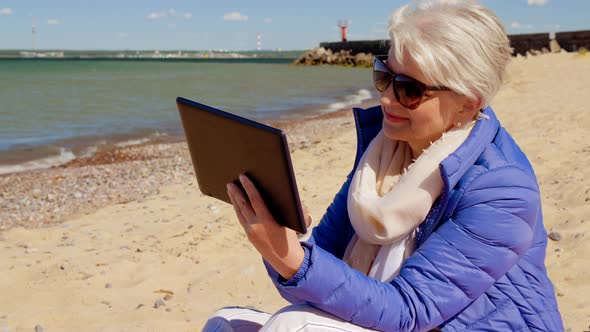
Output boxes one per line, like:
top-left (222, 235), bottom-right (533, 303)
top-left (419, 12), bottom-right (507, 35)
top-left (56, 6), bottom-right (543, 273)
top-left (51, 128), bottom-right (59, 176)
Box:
top-left (263, 171), bottom-right (355, 303)
top-left (267, 166), bottom-right (541, 332)
top-left (307, 170), bottom-right (356, 258)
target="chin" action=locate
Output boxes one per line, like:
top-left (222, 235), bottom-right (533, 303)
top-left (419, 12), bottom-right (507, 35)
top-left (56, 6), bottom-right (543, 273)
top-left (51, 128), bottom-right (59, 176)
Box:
top-left (382, 121), bottom-right (411, 142)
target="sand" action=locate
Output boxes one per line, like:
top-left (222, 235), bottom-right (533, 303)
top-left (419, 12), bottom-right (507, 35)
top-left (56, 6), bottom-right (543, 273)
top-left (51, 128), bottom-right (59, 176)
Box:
top-left (0, 52), bottom-right (588, 331)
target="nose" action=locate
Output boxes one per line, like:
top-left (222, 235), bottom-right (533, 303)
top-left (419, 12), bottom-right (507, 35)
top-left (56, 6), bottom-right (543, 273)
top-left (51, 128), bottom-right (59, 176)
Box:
top-left (379, 86), bottom-right (400, 107)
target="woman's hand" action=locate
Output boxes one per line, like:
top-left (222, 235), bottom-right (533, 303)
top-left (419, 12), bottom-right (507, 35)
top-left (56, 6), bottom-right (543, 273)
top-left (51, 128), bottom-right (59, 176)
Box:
top-left (227, 174), bottom-right (305, 280)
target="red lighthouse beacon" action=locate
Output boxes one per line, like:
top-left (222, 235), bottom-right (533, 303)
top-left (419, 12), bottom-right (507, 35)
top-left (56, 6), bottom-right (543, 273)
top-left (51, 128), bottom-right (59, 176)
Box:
top-left (338, 20), bottom-right (349, 43)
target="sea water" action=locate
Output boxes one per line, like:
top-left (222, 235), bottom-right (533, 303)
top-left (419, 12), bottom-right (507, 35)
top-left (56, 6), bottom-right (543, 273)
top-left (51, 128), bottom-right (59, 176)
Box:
top-left (0, 58), bottom-right (374, 173)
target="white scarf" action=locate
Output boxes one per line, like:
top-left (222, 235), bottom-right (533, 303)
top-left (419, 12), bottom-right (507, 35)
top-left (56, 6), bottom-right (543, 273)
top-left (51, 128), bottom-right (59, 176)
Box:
top-left (343, 122), bottom-right (474, 283)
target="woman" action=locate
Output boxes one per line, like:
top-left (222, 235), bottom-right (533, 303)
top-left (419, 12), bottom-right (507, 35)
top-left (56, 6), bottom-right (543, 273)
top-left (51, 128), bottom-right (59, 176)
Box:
top-left (204, 0), bottom-right (564, 331)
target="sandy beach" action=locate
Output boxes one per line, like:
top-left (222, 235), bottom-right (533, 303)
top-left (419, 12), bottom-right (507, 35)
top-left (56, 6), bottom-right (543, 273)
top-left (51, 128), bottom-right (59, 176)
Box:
top-left (0, 52), bottom-right (588, 331)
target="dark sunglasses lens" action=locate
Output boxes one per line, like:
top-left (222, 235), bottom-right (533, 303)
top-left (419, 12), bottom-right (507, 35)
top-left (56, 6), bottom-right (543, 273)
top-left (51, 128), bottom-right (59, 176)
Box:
top-left (373, 70), bottom-right (391, 92)
top-left (394, 76), bottom-right (425, 109)
top-left (373, 59), bottom-right (391, 92)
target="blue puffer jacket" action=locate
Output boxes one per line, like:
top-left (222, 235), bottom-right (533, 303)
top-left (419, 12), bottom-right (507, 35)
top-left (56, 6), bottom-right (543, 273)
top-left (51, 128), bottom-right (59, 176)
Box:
top-left (265, 105), bottom-right (564, 331)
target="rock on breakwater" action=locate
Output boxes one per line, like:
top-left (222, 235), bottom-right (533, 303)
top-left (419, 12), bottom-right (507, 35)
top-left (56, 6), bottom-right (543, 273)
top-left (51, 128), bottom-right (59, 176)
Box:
top-left (293, 48), bottom-right (373, 67)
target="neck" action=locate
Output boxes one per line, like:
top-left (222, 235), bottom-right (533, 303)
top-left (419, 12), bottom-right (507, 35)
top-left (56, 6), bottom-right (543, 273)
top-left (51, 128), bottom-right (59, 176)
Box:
top-left (408, 140), bottom-right (434, 159)
top-left (409, 122), bottom-right (465, 159)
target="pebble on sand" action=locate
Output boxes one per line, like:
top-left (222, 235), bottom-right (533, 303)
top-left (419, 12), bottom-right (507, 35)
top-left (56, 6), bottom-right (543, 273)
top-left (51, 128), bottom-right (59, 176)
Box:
top-left (154, 298), bottom-right (166, 309)
top-left (35, 325), bottom-right (44, 332)
top-left (548, 232), bottom-right (562, 241)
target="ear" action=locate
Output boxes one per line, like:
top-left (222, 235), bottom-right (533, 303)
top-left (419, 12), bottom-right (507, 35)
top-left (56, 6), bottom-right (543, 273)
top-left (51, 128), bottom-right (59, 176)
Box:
top-left (458, 96), bottom-right (481, 120)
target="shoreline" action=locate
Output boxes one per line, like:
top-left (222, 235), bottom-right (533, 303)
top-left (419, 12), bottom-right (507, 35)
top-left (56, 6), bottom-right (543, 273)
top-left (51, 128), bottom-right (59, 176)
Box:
top-left (0, 87), bottom-right (374, 176)
top-left (0, 98), bottom-right (378, 232)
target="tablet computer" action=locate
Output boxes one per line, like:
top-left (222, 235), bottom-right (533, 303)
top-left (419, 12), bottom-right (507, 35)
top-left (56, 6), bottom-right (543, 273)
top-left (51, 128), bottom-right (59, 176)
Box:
top-left (176, 97), bottom-right (307, 234)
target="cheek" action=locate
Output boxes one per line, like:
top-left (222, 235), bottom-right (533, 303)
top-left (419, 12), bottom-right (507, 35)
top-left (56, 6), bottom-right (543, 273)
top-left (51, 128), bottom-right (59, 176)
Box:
top-left (408, 106), bottom-right (448, 138)
top-left (380, 97), bottom-right (459, 143)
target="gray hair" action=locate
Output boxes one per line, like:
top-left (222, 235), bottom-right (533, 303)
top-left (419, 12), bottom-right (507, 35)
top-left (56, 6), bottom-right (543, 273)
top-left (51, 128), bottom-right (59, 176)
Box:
top-left (388, 0), bottom-right (512, 108)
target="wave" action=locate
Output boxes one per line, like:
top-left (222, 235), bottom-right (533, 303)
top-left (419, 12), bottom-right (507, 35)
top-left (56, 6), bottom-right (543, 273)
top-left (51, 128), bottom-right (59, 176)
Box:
top-left (79, 140), bottom-right (107, 158)
top-left (114, 131), bottom-right (167, 148)
top-left (325, 89), bottom-right (374, 112)
top-left (114, 138), bottom-right (151, 148)
top-left (0, 132), bottom-right (172, 175)
top-left (0, 148), bottom-right (76, 175)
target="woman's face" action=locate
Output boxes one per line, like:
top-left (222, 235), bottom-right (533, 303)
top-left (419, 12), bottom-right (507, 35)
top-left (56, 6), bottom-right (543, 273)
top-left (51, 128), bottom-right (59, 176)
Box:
top-left (379, 50), bottom-right (477, 157)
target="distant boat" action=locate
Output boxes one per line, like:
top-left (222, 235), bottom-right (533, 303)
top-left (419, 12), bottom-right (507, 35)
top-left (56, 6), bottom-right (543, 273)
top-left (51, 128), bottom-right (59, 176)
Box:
top-left (19, 51), bottom-right (64, 58)
top-left (20, 51), bottom-right (38, 58)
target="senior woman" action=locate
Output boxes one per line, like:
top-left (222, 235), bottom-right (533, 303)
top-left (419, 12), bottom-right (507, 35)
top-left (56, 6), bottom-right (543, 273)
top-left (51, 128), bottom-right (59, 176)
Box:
top-left (203, 0), bottom-right (564, 331)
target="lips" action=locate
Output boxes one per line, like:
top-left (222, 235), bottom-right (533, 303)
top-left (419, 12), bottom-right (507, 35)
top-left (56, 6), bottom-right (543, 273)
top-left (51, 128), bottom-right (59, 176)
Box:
top-left (383, 111), bottom-right (408, 123)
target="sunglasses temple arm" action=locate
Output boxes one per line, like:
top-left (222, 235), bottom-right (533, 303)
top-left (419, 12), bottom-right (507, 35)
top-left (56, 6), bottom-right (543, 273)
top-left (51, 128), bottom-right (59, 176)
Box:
top-left (428, 86), bottom-right (451, 91)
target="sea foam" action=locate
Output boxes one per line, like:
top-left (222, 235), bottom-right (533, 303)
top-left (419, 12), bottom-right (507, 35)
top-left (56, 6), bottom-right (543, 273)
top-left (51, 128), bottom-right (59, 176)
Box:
top-left (326, 89), bottom-right (373, 112)
top-left (0, 148), bottom-right (76, 175)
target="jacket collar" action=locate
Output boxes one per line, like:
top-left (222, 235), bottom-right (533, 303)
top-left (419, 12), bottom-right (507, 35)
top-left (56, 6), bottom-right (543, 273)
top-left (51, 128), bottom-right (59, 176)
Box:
top-left (351, 105), bottom-right (500, 246)
top-left (351, 105), bottom-right (500, 195)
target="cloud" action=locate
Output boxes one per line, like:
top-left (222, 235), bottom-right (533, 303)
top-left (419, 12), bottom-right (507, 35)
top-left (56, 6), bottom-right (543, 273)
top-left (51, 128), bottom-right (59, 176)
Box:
top-left (118, 32), bottom-right (129, 38)
top-left (147, 12), bottom-right (166, 20)
top-left (47, 19), bottom-right (59, 25)
top-left (511, 22), bottom-right (533, 29)
top-left (0, 8), bottom-right (13, 16)
top-left (223, 12), bottom-right (248, 22)
top-left (527, 0), bottom-right (548, 6)
top-left (168, 23), bottom-right (176, 29)
top-left (263, 17), bottom-right (272, 24)
top-left (147, 8), bottom-right (192, 21)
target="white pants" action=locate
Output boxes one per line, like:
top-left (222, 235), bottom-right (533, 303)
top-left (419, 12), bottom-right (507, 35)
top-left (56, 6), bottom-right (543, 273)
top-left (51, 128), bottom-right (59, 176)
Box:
top-left (202, 304), bottom-right (378, 332)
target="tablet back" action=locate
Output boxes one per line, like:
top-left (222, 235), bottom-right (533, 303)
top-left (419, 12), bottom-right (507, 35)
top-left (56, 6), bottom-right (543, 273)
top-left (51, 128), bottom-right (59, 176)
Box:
top-left (176, 97), bottom-right (306, 234)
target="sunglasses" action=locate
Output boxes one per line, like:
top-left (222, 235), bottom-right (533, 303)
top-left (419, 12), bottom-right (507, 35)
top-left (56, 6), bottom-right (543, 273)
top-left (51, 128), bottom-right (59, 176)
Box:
top-left (373, 55), bottom-right (450, 110)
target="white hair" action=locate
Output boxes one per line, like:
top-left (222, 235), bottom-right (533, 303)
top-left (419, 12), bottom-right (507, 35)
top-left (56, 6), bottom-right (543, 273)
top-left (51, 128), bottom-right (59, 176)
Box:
top-left (388, 0), bottom-right (512, 108)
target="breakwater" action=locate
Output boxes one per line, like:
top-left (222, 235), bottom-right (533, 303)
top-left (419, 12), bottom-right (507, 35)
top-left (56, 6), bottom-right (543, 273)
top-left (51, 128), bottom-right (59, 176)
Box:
top-left (318, 30), bottom-right (590, 56)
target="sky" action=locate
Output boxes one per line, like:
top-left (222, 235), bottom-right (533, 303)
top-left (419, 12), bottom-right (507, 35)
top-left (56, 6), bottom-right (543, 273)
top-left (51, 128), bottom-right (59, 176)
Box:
top-left (0, 0), bottom-right (589, 51)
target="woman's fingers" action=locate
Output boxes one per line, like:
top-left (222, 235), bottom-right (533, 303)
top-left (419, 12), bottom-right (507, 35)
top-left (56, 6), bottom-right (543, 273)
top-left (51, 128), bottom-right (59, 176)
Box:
top-left (227, 183), bottom-right (255, 222)
top-left (239, 174), bottom-right (271, 217)
top-left (227, 186), bottom-right (248, 228)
